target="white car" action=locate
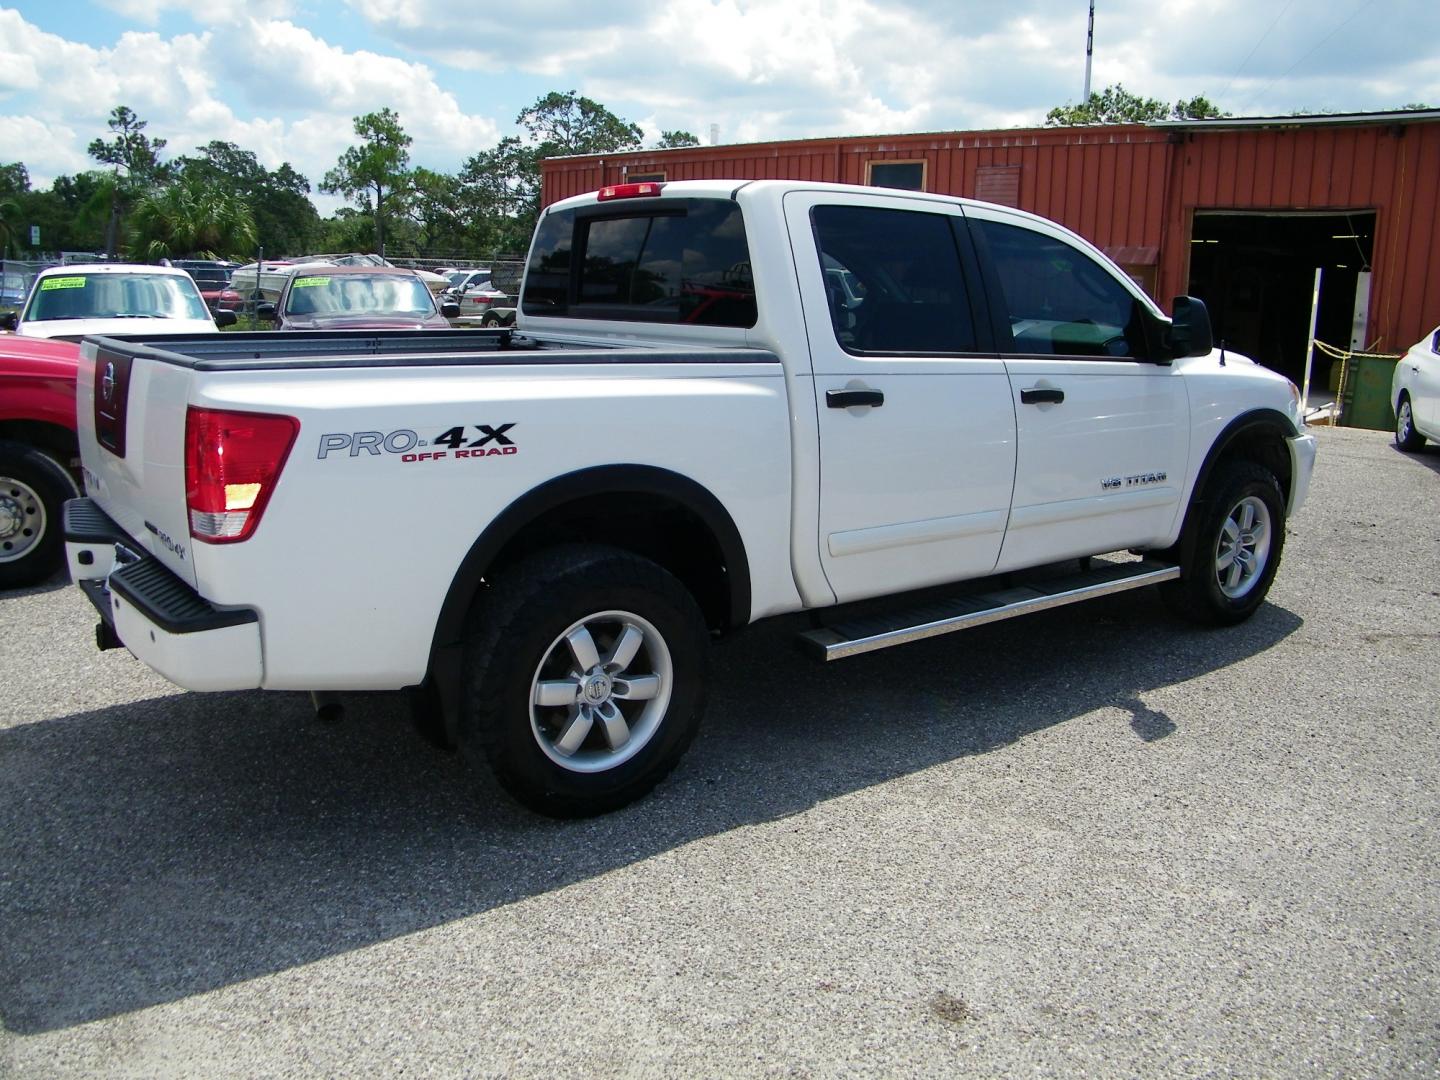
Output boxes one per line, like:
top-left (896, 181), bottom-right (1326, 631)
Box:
top-left (2, 264), bottom-right (233, 339)
top-left (1393, 325), bottom-right (1440, 451)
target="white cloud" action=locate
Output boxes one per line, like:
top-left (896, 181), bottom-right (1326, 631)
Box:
top-left (0, 8), bottom-right (501, 197)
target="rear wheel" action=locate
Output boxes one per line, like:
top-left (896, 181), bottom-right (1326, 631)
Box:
top-left (1162, 461), bottom-right (1286, 626)
top-left (1396, 393), bottom-right (1426, 451)
top-left (0, 441), bottom-right (80, 589)
top-left (480, 311), bottom-right (503, 328)
top-left (460, 545), bottom-right (709, 817)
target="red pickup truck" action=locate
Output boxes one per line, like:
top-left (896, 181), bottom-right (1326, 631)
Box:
top-left (0, 334), bottom-right (82, 587)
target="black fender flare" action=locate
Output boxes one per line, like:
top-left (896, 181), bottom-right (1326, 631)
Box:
top-left (1172, 408), bottom-right (1298, 559)
top-left (421, 464), bottom-right (752, 733)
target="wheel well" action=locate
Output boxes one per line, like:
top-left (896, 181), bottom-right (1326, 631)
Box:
top-left (0, 421), bottom-right (80, 472)
top-left (490, 492), bottom-right (734, 632)
top-left (1213, 424), bottom-right (1293, 504)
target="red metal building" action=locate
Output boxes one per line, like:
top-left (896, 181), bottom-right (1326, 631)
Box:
top-left (541, 110), bottom-right (1440, 389)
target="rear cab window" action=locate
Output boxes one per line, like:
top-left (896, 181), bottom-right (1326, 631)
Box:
top-left (522, 198), bottom-right (757, 328)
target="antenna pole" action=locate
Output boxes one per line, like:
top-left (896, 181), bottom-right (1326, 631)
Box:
top-left (1084, 1), bottom-right (1095, 102)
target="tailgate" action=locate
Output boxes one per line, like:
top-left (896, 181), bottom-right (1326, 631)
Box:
top-left (76, 338), bottom-right (199, 588)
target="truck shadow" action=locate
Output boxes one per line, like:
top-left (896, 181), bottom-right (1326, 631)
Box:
top-left (0, 591), bottom-right (1300, 1034)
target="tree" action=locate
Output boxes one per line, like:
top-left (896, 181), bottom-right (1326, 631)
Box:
top-left (0, 162), bottom-right (28, 199)
top-left (128, 173), bottom-right (257, 261)
top-left (0, 163), bottom-right (28, 257)
top-left (655, 130), bottom-right (701, 148)
top-left (1045, 84), bottom-right (1227, 126)
top-left (176, 141), bottom-right (321, 256)
top-left (517, 91), bottom-right (644, 156)
top-left (459, 92), bottom-right (648, 253)
top-left (320, 109), bottom-right (412, 257)
top-left (87, 105), bottom-right (169, 257)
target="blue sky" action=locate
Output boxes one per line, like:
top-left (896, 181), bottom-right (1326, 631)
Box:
top-left (2, 1), bottom-right (1436, 216)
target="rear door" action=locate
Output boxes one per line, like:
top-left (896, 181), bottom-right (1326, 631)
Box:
top-left (966, 208), bottom-right (1189, 572)
top-left (783, 191), bottom-right (1017, 603)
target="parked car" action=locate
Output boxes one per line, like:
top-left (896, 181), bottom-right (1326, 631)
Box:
top-left (0, 264), bottom-right (236, 338)
top-left (169, 259), bottom-right (235, 313)
top-left (228, 260), bottom-right (302, 303)
top-left (0, 334), bottom-right (81, 587)
top-left (1393, 324), bottom-right (1440, 450)
top-left (256, 266), bottom-right (460, 330)
top-left (2, 270), bottom-right (30, 309)
top-left (444, 269), bottom-right (492, 294)
top-left (453, 281), bottom-right (515, 326)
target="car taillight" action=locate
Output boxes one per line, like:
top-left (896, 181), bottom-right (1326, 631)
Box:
top-left (185, 407), bottom-right (299, 543)
top-left (597, 182), bottom-right (664, 200)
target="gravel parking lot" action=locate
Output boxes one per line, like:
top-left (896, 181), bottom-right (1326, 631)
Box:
top-left (2, 424), bottom-right (1437, 1078)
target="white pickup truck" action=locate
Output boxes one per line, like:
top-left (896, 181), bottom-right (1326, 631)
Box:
top-left (64, 179), bottom-right (1316, 817)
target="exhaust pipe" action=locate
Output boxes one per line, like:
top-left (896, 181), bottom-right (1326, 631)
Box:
top-left (310, 691), bottom-right (344, 723)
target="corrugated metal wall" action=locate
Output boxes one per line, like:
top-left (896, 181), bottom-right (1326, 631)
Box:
top-left (542, 118), bottom-right (1440, 351)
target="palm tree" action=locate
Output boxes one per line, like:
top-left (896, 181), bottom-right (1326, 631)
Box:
top-left (129, 175), bottom-right (257, 260)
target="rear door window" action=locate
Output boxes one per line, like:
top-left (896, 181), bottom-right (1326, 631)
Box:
top-left (522, 198), bottom-right (756, 327)
top-left (811, 204), bottom-right (979, 354)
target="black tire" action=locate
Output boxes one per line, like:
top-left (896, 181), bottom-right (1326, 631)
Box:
top-left (0, 440), bottom-right (80, 590)
top-left (1161, 461), bottom-right (1286, 626)
top-left (1396, 393), bottom-right (1426, 451)
top-left (480, 311), bottom-right (503, 328)
top-left (460, 545), bottom-right (710, 817)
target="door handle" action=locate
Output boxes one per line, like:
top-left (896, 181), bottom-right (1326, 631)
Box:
top-left (1020, 387), bottom-right (1065, 405)
top-left (827, 388), bottom-right (885, 409)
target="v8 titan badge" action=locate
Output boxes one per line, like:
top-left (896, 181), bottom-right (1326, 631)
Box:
top-left (316, 424), bottom-right (518, 464)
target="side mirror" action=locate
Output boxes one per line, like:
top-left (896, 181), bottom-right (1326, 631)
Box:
top-left (1168, 296), bottom-right (1213, 359)
top-left (0, 311), bottom-right (17, 332)
top-left (215, 309), bottom-right (238, 328)
top-left (441, 301), bottom-right (460, 318)
top-left (255, 302), bottom-right (277, 321)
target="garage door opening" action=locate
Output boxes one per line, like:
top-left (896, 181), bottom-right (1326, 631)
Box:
top-left (1185, 211), bottom-right (1375, 394)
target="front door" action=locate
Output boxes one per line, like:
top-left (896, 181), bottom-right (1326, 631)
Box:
top-left (783, 191), bottom-right (1017, 603)
top-left (966, 209), bottom-right (1190, 573)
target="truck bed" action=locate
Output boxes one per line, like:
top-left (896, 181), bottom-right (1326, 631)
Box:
top-left (87, 329), bottom-right (774, 372)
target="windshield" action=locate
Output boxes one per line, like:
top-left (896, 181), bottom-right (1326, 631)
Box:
top-left (284, 274), bottom-right (436, 316)
top-left (24, 272), bottom-right (211, 322)
top-left (186, 268), bottom-right (231, 287)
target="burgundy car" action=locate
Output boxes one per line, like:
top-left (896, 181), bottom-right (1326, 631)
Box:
top-left (257, 266), bottom-right (459, 331)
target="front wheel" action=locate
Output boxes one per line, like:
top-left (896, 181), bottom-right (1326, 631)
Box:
top-left (1396, 393), bottom-right (1426, 451)
top-left (0, 441), bottom-right (80, 590)
top-left (460, 545), bottom-right (710, 817)
top-left (1161, 461), bottom-right (1286, 626)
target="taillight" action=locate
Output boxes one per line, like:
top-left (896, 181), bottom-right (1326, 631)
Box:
top-left (185, 407), bottom-right (299, 543)
top-left (597, 182), bottom-right (664, 201)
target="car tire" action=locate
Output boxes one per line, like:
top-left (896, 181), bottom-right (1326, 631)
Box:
top-left (459, 544), bottom-right (709, 817)
top-left (1161, 461), bottom-right (1286, 626)
top-left (480, 312), bottom-right (503, 328)
top-left (1395, 393), bottom-right (1426, 451)
top-left (0, 440), bottom-right (80, 590)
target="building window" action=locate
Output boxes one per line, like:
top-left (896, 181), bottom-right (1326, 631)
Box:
top-left (625, 171), bottom-right (666, 183)
top-left (866, 160), bottom-right (926, 191)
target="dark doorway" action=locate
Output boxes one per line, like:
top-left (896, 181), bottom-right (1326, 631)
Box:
top-left (1186, 211), bottom-right (1375, 394)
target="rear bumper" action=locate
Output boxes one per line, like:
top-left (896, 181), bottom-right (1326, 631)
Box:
top-left (64, 498), bottom-right (263, 691)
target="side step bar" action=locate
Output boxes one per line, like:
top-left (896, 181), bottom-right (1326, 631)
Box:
top-left (797, 559), bottom-right (1181, 661)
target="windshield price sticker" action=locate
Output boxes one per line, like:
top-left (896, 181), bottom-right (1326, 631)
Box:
top-left (41, 276), bottom-right (87, 291)
top-left (293, 277), bottom-right (331, 288)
